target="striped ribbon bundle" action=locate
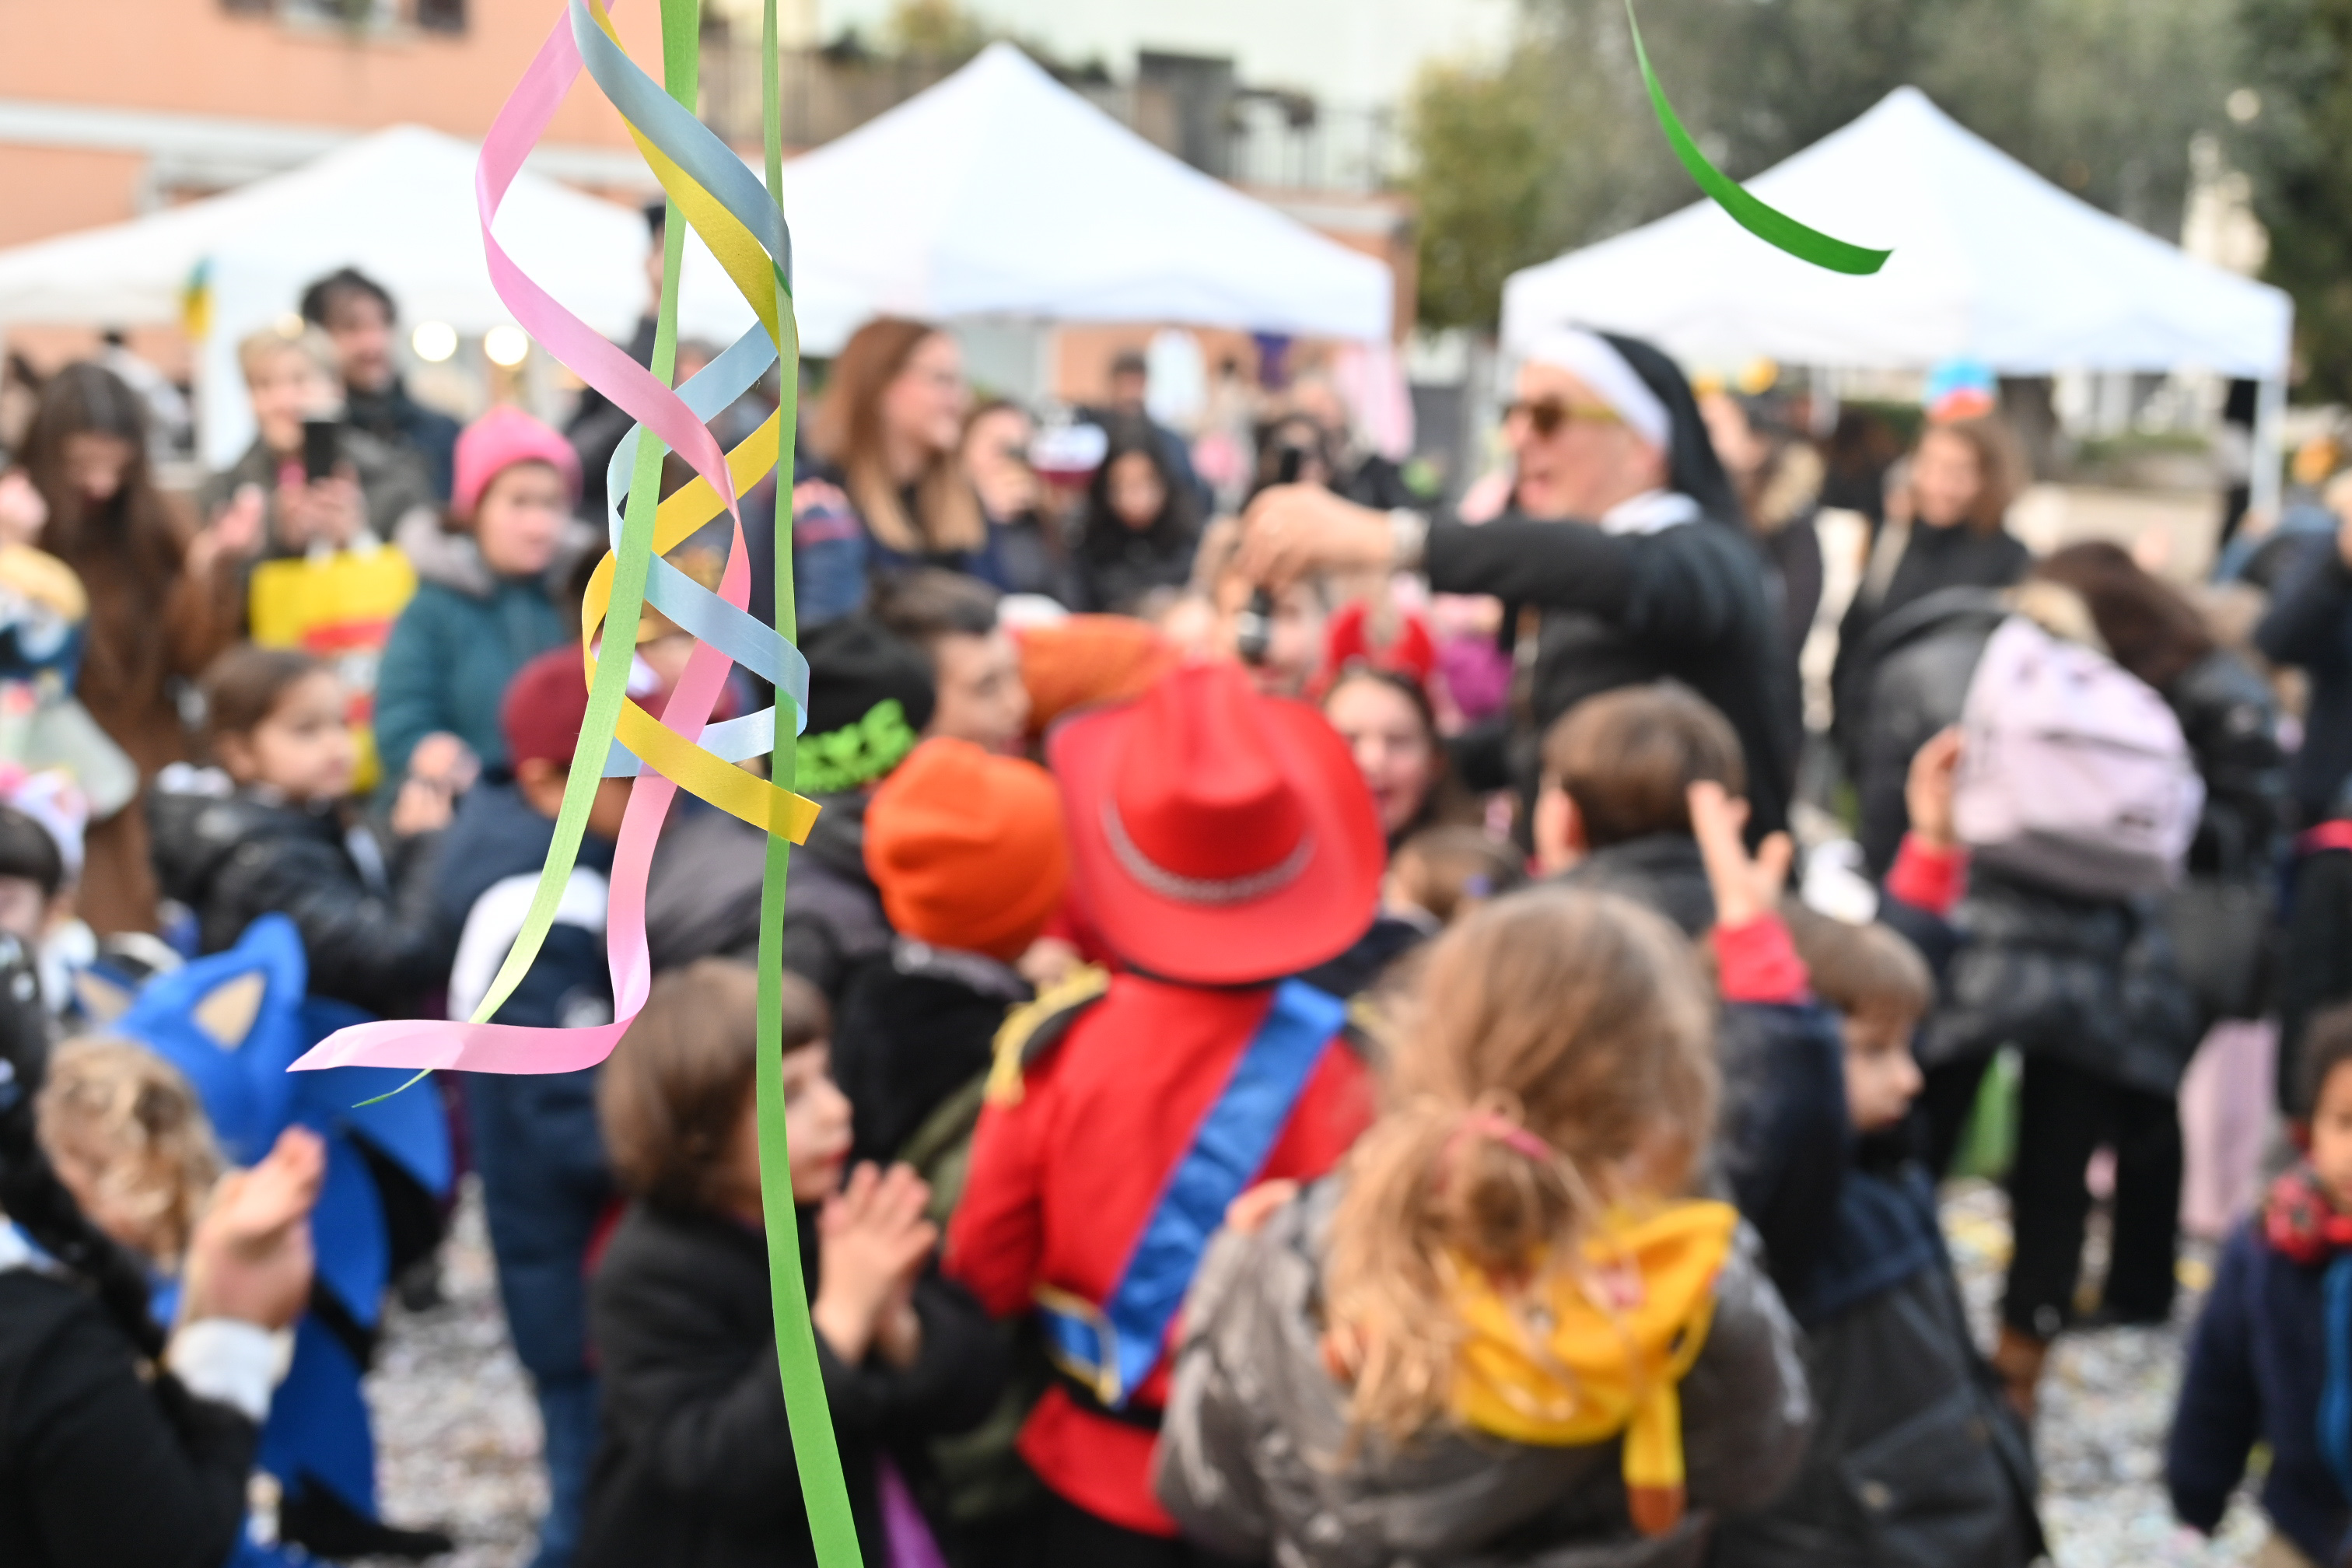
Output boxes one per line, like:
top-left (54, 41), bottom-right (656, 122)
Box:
top-left (291, 2), bottom-right (863, 1558)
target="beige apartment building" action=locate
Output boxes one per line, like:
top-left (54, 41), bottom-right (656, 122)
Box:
top-left (0, 0), bottom-right (1408, 397)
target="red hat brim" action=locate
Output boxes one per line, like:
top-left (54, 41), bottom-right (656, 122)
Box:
top-left (1049, 689), bottom-right (1384, 986)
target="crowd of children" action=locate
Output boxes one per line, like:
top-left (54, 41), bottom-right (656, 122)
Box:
top-left (8, 296), bottom-right (2352, 1568)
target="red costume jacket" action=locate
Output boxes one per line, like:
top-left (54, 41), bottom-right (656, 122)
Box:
top-left (945, 969), bottom-right (1375, 1535)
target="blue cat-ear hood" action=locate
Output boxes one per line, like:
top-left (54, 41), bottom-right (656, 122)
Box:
top-left (111, 915), bottom-right (310, 1164)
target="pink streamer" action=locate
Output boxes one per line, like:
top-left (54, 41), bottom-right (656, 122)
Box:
top-left (292, 526), bottom-right (745, 1074)
top-left (474, 4), bottom-right (742, 525)
top-left (294, 2), bottom-right (765, 1076)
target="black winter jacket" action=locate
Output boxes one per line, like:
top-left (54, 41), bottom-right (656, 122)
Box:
top-left (2168, 648), bottom-right (2290, 880)
top-left (1425, 508), bottom-right (1795, 836)
top-left (1832, 521), bottom-right (2032, 777)
top-left (1557, 838), bottom-right (1850, 1304)
top-left (1839, 588), bottom-right (2007, 875)
top-left (2256, 538), bottom-right (2352, 826)
top-left (831, 938), bottom-right (1028, 1169)
top-left (579, 1201), bottom-right (1005, 1568)
top-left (1713, 1163), bottom-right (2041, 1568)
top-left (149, 771), bottom-right (446, 1016)
top-left (2280, 802), bottom-right (2352, 1115)
top-left (1923, 864), bottom-right (2200, 1097)
top-left (0, 1269), bottom-right (257, 1568)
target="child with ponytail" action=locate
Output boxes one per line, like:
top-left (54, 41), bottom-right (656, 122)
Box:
top-left (1154, 885), bottom-right (1811, 1566)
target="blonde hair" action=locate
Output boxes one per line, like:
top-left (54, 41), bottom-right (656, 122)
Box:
top-left (236, 322), bottom-right (338, 387)
top-left (810, 317), bottom-right (983, 555)
top-left (37, 1040), bottom-right (223, 1267)
top-left (1323, 887), bottom-right (1718, 1440)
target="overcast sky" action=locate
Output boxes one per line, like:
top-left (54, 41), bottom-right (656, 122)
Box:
top-left (819, 0), bottom-right (1516, 109)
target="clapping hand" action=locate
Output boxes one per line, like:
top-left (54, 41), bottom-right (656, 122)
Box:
top-left (812, 1162), bottom-right (935, 1367)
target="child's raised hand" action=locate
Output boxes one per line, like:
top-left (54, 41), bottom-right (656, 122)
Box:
top-left (181, 1126), bottom-right (325, 1331)
top-left (812, 1162), bottom-right (937, 1365)
top-left (1687, 780), bottom-right (1792, 929)
top-left (1904, 726), bottom-right (1965, 850)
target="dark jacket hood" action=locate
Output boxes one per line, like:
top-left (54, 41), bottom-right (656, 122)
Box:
top-left (434, 776), bottom-right (616, 929)
top-left (1557, 833), bottom-right (1715, 939)
top-left (149, 766), bottom-right (341, 910)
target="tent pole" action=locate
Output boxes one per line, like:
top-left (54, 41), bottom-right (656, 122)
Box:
top-left (2249, 375), bottom-right (2287, 525)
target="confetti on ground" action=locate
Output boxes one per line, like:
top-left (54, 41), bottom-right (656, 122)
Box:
top-left (362, 1178), bottom-right (2272, 1566)
top-left (1941, 1179), bottom-right (2269, 1567)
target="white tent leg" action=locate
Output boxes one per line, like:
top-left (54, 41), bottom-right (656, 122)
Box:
top-left (2249, 375), bottom-right (2287, 526)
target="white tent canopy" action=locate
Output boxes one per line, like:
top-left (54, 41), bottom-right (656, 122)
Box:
top-left (1500, 87), bottom-right (2292, 381)
top-left (0, 44), bottom-right (1390, 468)
top-left (719, 42), bottom-right (1393, 355)
top-left (0, 125), bottom-right (699, 468)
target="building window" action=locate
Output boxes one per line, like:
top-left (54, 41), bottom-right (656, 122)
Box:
top-left (219, 0), bottom-right (461, 33)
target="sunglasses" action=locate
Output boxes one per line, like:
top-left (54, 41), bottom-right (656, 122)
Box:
top-left (1503, 397), bottom-right (1625, 438)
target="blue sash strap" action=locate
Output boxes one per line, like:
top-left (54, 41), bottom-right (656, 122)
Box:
top-left (2322, 1251), bottom-right (2352, 1499)
top-left (1038, 978), bottom-right (1348, 1409)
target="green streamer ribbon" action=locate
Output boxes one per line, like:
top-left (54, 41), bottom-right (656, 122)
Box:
top-left (747, 2), bottom-right (860, 1563)
top-left (1626, 1), bottom-right (1891, 277)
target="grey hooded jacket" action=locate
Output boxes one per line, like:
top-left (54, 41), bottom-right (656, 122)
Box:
top-left (1153, 1182), bottom-right (1813, 1568)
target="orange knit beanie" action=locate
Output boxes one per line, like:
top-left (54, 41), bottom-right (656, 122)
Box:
top-left (864, 737), bottom-right (1069, 961)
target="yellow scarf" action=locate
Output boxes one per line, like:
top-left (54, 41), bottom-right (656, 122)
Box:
top-left (1447, 1199), bottom-right (1738, 1537)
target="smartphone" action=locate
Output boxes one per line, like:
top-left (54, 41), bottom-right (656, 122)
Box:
top-left (1235, 448), bottom-right (1306, 667)
top-left (301, 418), bottom-right (339, 485)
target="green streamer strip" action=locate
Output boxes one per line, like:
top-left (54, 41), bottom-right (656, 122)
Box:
top-left (747, 2), bottom-right (859, 1563)
top-left (1626, 0), bottom-right (1891, 277)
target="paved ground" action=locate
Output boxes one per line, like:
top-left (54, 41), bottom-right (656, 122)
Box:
top-left (355, 1178), bottom-right (2270, 1567)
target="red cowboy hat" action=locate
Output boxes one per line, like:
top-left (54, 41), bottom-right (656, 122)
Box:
top-left (1049, 659), bottom-right (1383, 985)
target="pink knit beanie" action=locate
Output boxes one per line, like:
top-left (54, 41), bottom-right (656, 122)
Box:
top-left (452, 404), bottom-right (582, 520)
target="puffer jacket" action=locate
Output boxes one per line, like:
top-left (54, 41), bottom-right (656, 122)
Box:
top-left (1153, 1182), bottom-right (1811, 1568)
top-left (1713, 1159), bottom-right (2042, 1568)
top-left (2166, 647), bottom-right (2288, 880)
top-left (1922, 863), bottom-right (2199, 1097)
top-left (1839, 587), bottom-right (2007, 876)
top-left (148, 766), bottom-right (446, 1016)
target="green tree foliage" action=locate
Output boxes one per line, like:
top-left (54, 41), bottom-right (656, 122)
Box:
top-left (885, 0), bottom-right (992, 62)
top-left (2236, 0), bottom-right (2352, 401)
top-left (1405, 0), bottom-right (2237, 332)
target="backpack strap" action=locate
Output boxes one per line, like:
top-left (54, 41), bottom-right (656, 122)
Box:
top-left (898, 1071), bottom-right (993, 1230)
top-left (984, 964), bottom-right (1111, 1107)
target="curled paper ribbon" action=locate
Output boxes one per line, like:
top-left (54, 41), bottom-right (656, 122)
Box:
top-left (292, 0), bottom-right (817, 1069)
top-left (1626, 1), bottom-right (1892, 277)
top-left (292, 2), bottom-right (868, 1563)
